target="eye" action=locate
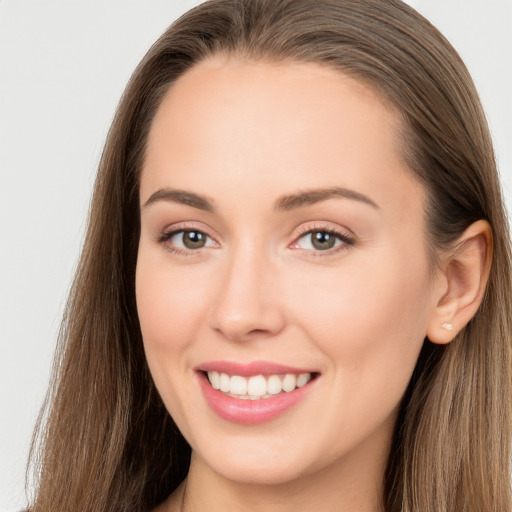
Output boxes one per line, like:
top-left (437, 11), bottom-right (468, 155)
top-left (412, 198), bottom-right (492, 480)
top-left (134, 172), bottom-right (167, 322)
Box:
top-left (160, 229), bottom-right (216, 252)
top-left (293, 229), bottom-right (355, 252)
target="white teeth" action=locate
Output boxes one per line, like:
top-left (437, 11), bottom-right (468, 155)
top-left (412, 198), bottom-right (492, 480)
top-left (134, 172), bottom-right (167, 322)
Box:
top-left (248, 375), bottom-right (267, 396)
top-left (206, 371), bottom-right (313, 399)
top-left (209, 371), bottom-right (220, 390)
top-left (230, 375), bottom-right (248, 395)
top-left (267, 375), bottom-right (282, 395)
top-left (282, 374), bottom-right (296, 392)
top-left (297, 373), bottom-right (310, 388)
top-left (219, 372), bottom-right (230, 392)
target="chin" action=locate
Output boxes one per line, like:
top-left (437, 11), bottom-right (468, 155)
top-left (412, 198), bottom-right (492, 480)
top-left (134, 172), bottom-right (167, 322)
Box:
top-left (208, 455), bottom-right (308, 486)
top-left (188, 431), bottom-right (322, 486)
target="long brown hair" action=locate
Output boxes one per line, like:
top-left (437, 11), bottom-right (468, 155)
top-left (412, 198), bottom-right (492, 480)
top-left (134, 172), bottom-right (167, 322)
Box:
top-left (28, 1), bottom-right (512, 510)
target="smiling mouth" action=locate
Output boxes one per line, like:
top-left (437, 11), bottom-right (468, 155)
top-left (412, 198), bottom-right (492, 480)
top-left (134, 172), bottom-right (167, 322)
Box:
top-left (197, 365), bottom-right (319, 424)
top-left (204, 371), bottom-right (317, 400)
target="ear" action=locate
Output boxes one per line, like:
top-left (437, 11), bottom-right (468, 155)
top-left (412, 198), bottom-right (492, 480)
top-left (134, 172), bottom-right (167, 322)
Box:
top-left (427, 220), bottom-right (493, 344)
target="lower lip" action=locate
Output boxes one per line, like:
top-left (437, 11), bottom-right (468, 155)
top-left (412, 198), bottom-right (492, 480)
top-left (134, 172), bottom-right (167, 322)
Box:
top-left (197, 372), bottom-right (316, 425)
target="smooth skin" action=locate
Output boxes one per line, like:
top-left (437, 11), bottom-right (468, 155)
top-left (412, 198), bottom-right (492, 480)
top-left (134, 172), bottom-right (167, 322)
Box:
top-left (136, 58), bottom-right (492, 512)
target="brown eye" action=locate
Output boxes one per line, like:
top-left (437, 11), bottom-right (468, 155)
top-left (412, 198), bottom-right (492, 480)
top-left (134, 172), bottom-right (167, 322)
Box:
top-left (294, 228), bottom-right (355, 253)
top-left (167, 230), bottom-right (215, 250)
top-left (310, 231), bottom-right (336, 250)
top-left (182, 231), bottom-right (207, 249)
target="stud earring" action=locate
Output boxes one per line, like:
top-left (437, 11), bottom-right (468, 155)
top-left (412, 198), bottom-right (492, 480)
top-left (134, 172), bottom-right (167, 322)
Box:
top-left (442, 322), bottom-right (453, 331)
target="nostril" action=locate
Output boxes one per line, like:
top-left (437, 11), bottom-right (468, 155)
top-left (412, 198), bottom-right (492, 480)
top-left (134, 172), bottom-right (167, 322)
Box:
top-left (247, 328), bottom-right (270, 336)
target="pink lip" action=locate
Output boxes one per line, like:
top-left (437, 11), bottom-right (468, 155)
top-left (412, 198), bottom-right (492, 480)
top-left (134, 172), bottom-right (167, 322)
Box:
top-left (196, 360), bottom-right (313, 377)
top-left (196, 361), bottom-right (318, 425)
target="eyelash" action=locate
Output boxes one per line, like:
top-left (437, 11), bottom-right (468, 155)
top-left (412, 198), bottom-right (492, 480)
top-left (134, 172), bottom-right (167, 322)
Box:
top-left (157, 224), bottom-right (216, 257)
top-left (293, 225), bottom-right (356, 256)
top-left (156, 224), bottom-right (356, 257)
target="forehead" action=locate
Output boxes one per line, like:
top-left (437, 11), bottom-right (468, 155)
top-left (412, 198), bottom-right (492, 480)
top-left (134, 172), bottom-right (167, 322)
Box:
top-left (141, 57), bottom-right (423, 218)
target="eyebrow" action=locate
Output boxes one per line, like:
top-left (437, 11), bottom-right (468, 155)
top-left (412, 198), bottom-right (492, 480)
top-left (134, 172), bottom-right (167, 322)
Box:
top-left (142, 186), bottom-right (379, 212)
top-left (275, 187), bottom-right (379, 211)
top-left (143, 189), bottom-right (214, 211)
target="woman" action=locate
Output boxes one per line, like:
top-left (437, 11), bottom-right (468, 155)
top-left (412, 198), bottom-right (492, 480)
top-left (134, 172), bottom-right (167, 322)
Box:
top-left (27, 0), bottom-right (512, 510)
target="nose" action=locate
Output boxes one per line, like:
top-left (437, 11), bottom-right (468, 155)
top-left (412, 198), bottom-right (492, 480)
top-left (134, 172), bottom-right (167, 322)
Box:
top-left (208, 245), bottom-right (286, 342)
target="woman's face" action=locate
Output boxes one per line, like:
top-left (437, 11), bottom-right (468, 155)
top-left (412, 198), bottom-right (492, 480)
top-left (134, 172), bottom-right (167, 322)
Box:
top-left (136, 58), bottom-right (437, 485)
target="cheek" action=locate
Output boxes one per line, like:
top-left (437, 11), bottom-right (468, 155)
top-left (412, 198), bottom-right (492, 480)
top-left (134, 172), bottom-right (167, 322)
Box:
top-left (135, 251), bottom-right (216, 418)
top-left (136, 254), bottom-right (209, 353)
top-left (292, 250), bottom-right (430, 345)
top-left (287, 249), bottom-right (431, 417)
top-left (135, 250), bottom-right (214, 428)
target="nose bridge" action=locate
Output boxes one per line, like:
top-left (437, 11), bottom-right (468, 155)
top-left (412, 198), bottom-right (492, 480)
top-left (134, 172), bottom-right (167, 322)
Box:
top-left (209, 239), bottom-right (285, 341)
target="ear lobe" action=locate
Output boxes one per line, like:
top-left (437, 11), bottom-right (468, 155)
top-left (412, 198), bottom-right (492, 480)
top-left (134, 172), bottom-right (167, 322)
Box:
top-left (427, 220), bottom-right (492, 344)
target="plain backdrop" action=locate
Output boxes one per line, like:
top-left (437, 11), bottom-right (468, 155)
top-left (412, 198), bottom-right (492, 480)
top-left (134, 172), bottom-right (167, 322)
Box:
top-left (1, 1), bottom-right (511, 510)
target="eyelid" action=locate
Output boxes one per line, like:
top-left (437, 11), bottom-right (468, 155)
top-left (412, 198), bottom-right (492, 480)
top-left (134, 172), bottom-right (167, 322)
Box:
top-left (156, 222), bottom-right (220, 255)
top-left (154, 220), bottom-right (356, 256)
top-left (290, 222), bottom-right (356, 254)
top-left (294, 221), bottom-right (355, 238)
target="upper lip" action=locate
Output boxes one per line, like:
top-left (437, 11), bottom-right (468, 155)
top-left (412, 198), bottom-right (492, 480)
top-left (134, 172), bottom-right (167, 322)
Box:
top-left (195, 360), bottom-right (316, 377)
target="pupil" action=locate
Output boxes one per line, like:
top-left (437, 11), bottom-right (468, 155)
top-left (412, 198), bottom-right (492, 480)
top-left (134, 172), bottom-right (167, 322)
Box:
top-left (312, 231), bottom-right (335, 250)
top-left (184, 231), bottom-right (206, 249)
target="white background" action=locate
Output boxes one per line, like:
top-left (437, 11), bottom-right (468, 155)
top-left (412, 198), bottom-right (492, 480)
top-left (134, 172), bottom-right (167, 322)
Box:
top-left (1, 1), bottom-right (511, 510)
